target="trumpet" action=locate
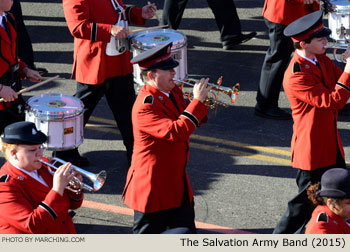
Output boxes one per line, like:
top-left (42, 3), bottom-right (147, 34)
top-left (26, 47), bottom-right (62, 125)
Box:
top-left (40, 157), bottom-right (107, 193)
top-left (174, 77), bottom-right (240, 109)
top-left (325, 45), bottom-right (350, 63)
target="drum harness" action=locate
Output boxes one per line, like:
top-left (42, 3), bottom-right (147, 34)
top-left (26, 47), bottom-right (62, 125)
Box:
top-left (0, 12), bottom-right (24, 118)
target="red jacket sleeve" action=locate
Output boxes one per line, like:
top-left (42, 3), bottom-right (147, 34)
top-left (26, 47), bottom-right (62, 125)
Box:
top-left (0, 179), bottom-right (69, 234)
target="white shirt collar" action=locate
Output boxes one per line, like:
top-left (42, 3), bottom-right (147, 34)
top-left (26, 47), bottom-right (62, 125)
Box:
top-left (296, 49), bottom-right (317, 65)
top-left (9, 160), bottom-right (48, 187)
top-left (160, 90), bottom-right (170, 97)
top-left (0, 13), bottom-right (6, 29)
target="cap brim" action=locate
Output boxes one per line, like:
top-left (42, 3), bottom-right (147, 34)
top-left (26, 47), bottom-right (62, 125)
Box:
top-left (316, 188), bottom-right (350, 198)
top-left (2, 131), bottom-right (47, 145)
top-left (310, 27), bottom-right (331, 39)
top-left (150, 58), bottom-right (179, 70)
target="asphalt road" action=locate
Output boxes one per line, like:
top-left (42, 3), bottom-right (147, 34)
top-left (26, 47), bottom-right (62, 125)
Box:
top-left (2, 0), bottom-right (350, 234)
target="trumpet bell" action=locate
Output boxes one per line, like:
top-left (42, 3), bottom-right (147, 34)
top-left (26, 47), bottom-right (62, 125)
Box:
top-left (93, 170), bottom-right (107, 191)
top-left (174, 77), bottom-right (240, 109)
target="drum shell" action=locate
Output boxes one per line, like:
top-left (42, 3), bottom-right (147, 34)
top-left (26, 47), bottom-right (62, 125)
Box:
top-left (328, 0), bottom-right (350, 43)
top-left (25, 93), bottom-right (84, 150)
top-left (130, 29), bottom-right (187, 86)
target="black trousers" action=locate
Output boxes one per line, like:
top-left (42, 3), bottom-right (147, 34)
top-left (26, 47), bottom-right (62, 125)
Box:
top-left (10, 0), bottom-right (35, 69)
top-left (256, 19), bottom-right (294, 109)
top-left (0, 101), bottom-right (25, 134)
top-left (75, 74), bottom-right (135, 165)
top-left (273, 152), bottom-right (347, 234)
top-left (133, 203), bottom-right (196, 234)
top-left (162, 0), bottom-right (242, 42)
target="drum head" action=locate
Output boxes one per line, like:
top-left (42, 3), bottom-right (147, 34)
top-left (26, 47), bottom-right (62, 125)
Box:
top-left (26, 93), bottom-right (84, 120)
top-left (131, 29), bottom-right (187, 51)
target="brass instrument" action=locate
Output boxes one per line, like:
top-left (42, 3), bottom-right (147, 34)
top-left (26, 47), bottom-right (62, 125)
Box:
top-left (40, 157), bottom-right (107, 193)
top-left (325, 44), bottom-right (350, 63)
top-left (174, 77), bottom-right (240, 109)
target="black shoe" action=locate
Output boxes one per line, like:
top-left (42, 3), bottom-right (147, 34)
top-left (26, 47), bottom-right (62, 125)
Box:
top-left (53, 148), bottom-right (90, 167)
top-left (254, 105), bottom-right (292, 120)
top-left (222, 32), bottom-right (257, 50)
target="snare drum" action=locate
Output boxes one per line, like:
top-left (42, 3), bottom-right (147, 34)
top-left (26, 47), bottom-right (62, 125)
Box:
top-left (25, 93), bottom-right (84, 150)
top-left (130, 29), bottom-right (187, 86)
top-left (328, 0), bottom-right (350, 43)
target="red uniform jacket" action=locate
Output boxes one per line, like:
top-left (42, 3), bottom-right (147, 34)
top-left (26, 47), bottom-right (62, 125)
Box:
top-left (63, 0), bottom-right (146, 85)
top-left (122, 84), bottom-right (208, 213)
top-left (0, 13), bottom-right (27, 110)
top-left (305, 205), bottom-right (350, 234)
top-left (283, 53), bottom-right (350, 171)
top-left (262, 0), bottom-right (319, 25)
top-left (0, 161), bottom-right (83, 234)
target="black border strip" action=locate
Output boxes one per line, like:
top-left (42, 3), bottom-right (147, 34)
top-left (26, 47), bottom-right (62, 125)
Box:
top-left (39, 202), bottom-right (57, 220)
top-left (181, 111), bottom-right (199, 127)
top-left (337, 82), bottom-right (350, 94)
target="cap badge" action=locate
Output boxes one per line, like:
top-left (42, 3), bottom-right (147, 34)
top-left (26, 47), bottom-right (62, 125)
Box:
top-left (32, 128), bottom-right (37, 135)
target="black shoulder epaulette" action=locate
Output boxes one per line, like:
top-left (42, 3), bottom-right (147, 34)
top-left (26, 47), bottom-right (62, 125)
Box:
top-left (316, 212), bottom-right (328, 223)
top-left (293, 62), bottom-right (302, 73)
top-left (143, 95), bottom-right (154, 104)
top-left (0, 174), bottom-right (9, 183)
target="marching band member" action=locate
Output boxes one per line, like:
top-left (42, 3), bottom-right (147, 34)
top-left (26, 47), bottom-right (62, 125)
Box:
top-left (275, 10), bottom-right (350, 234)
top-left (255, 0), bottom-right (320, 120)
top-left (0, 121), bottom-right (83, 234)
top-left (60, 0), bottom-right (156, 167)
top-left (122, 43), bottom-right (211, 234)
top-left (306, 168), bottom-right (350, 234)
top-left (0, 0), bottom-right (41, 134)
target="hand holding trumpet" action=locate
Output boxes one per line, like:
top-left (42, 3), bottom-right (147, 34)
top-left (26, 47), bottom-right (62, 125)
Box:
top-left (52, 162), bottom-right (83, 196)
top-left (192, 78), bottom-right (212, 104)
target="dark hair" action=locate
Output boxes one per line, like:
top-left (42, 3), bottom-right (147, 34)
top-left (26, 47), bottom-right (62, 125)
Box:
top-left (307, 182), bottom-right (344, 207)
top-left (293, 38), bottom-right (312, 50)
top-left (140, 69), bottom-right (157, 82)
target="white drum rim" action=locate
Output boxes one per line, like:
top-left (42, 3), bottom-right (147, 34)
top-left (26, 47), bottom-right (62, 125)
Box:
top-left (26, 93), bottom-right (84, 121)
top-left (130, 29), bottom-right (187, 51)
top-left (329, 0), bottom-right (350, 12)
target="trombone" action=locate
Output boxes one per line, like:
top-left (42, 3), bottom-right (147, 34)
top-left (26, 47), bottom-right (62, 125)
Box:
top-left (174, 77), bottom-right (240, 109)
top-left (40, 157), bottom-right (107, 193)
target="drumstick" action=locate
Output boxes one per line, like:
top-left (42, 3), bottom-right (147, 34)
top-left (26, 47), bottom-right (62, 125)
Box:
top-left (0, 75), bottom-right (60, 103)
top-left (130, 25), bottom-right (169, 35)
top-left (147, 1), bottom-right (161, 24)
top-left (39, 76), bottom-right (66, 81)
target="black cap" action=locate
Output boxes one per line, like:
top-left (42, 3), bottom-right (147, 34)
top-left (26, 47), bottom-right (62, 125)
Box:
top-left (317, 168), bottom-right (350, 198)
top-left (284, 10), bottom-right (331, 42)
top-left (1, 121), bottom-right (47, 145)
top-left (130, 42), bottom-right (179, 70)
